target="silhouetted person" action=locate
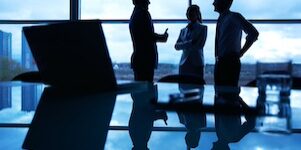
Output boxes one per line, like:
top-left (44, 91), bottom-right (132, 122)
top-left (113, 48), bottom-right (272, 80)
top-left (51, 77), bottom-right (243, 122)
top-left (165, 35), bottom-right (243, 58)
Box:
top-left (129, 83), bottom-right (168, 150)
top-left (130, 0), bottom-right (169, 82)
top-left (175, 5), bottom-right (207, 82)
top-left (213, 0), bottom-right (259, 86)
top-left (177, 84), bottom-right (206, 149)
top-left (212, 87), bottom-right (255, 150)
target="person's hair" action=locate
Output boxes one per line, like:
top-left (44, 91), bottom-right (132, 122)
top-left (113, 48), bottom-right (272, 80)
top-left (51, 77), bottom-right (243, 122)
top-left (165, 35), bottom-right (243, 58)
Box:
top-left (226, 0), bottom-right (233, 9)
top-left (186, 5), bottom-right (203, 23)
top-left (132, 0), bottom-right (147, 5)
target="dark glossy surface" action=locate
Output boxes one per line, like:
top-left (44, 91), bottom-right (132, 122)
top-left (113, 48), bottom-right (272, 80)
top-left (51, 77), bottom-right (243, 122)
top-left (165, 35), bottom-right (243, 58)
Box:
top-left (0, 81), bottom-right (301, 149)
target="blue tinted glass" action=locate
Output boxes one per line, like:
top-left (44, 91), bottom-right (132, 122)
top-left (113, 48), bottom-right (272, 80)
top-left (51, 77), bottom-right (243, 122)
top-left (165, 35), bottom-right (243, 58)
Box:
top-left (193, 0), bottom-right (301, 19)
top-left (0, 0), bottom-right (69, 20)
top-left (81, 0), bottom-right (188, 19)
top-left (103, 24), bottom-right (301, 64)
top-left (1, 23), bottom-right (301, 82)
top-left (0, 128), bottom-right (28, 149)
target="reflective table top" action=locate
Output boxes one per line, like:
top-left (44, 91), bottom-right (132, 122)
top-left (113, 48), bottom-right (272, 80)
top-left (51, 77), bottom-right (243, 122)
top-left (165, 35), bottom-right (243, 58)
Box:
top-left (0, 81), bottom-right (301, 150)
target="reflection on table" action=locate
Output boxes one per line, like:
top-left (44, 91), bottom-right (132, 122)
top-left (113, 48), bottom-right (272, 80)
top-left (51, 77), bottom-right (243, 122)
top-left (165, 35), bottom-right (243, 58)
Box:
top-left (0, 81), bottom-right (300, 149)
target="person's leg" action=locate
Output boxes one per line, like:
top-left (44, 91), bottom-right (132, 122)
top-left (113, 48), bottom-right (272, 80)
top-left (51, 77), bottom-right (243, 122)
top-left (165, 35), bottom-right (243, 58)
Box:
top-left (214, 61), bottom-right (223, 86)
top-left (179, 64), bottom-right (186, 75)
top-left (180, 64), bottom-right (205, 84)
top-left (133, 68), bottom-right (154, 82)
top-left (224, 59), bottom-right (241, 87)
top-left (231, 59), bottom-right (241, 86)
top-left (180, 62), bottom-right (204, 77)
top-left (214, 59), bottom-right (240, 86)
top-left (195, 65), bottom-right (205, 83)
top-left (219, 59), bottom-right (241, 86)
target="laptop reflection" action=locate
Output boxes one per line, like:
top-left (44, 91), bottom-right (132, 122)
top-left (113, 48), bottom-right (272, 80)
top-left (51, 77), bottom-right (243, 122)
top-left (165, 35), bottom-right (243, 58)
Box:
top-left (22, 87), bottom-right (116, 150)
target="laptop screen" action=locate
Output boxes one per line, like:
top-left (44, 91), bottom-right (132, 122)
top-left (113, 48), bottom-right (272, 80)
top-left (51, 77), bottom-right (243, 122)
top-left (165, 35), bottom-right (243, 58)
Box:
top-left (23, 20), bottom-right (117, 89)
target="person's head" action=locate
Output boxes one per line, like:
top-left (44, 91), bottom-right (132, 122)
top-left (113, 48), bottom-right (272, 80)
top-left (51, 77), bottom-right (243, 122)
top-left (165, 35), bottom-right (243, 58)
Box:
top-left (213, 0), bottom-right (233, 13)
top-left (132, 0), bottom-right (150, 9)
top-left (186, 5), bottom-right (203, 23)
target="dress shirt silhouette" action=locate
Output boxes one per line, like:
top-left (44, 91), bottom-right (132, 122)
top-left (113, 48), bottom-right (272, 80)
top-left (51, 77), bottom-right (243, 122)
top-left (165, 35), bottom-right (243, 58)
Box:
top-left (213, 0), bottom-right (259, 86)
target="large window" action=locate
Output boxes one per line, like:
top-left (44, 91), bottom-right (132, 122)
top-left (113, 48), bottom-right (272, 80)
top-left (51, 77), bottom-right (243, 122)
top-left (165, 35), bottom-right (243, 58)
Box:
top-left (0, 1), bottom-right (301, 148)
top-left (0, 0), bottom-right (301, 82)
top-left (81, 0), bottom-right (301, 66)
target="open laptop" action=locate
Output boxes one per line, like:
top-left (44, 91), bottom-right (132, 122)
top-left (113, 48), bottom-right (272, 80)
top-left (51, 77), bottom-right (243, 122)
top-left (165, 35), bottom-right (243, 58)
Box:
top-left (23, 20), bottom-right (146, 91)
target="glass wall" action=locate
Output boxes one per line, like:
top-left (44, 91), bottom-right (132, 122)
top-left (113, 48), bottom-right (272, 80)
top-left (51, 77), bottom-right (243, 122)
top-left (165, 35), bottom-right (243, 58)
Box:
top-left (0, 0), bottom-right (69, 20)
top-left (0, 0), bottom-right (300, 82)
top-left (193, 0), bottom-right (301, 19)
top-left (0, 24), bottom-right (37, 81)
top-left (81, 0), bottom-right (188, 19)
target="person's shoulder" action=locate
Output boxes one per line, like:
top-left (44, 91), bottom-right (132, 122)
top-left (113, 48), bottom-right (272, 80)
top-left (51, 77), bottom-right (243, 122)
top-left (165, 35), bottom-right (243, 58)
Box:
top-left (231, 11), bottom-right (245, 19)
top-left (201, 24), bottom-right (207, 29)
top-left (180, 27), bottom-right (188, 32)
top-left (230, 11), bottom-right (241, 16)
top-left (196, 24), bottom-right (207, 30)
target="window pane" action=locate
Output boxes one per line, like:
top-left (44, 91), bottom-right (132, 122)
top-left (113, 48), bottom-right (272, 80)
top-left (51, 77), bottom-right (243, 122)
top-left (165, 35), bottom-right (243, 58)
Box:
top-left (2, 23), bottom-right (300, 83)
top-left (102, 24), bottom-right (183, 64)
top-left (81, 0), bottom-right (188, 19)
top-left (193, 0), bottom-right (301, 19)
top-left (103, 23), bottom-right (301, 84)
top-left (243, 24), bottom-right (301, 63)
top-left (0, 0), bottom-right (69, 20)
top-left (0, 24), bottom-right (34, 81)
top-left (0, 85), bottom-right (43, 124)
top-left (0, 128), bottom-right (28, 149)
top-left (102, 23), bottom-right (183, 81)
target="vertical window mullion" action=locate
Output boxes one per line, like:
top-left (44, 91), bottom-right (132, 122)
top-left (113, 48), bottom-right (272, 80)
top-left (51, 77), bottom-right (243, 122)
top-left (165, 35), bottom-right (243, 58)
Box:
top-left (189, 0), bottom-right (192, 6)
top-left (70, 0), bottom-right (81, 21)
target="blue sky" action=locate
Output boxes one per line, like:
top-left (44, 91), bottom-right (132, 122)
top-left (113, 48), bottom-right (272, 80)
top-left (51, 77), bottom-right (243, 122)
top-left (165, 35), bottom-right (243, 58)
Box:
top-left (1, 0), bottom-right (301, 64)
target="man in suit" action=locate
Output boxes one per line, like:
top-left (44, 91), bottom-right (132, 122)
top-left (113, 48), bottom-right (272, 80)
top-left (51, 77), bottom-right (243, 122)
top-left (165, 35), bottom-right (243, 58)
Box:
top-left (213, 0), bottom-right (259, 86)
top-left (130, 0), bottom-right (168, 82)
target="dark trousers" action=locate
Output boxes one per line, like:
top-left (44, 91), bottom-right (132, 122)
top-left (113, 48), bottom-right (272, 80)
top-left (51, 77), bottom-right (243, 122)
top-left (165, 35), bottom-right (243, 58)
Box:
top-left (133, 68), bottom-right (154, 82)
top-left (179, 63), bottom-right (204, 80)
top-left (214, 58), bottom-right (241, 87)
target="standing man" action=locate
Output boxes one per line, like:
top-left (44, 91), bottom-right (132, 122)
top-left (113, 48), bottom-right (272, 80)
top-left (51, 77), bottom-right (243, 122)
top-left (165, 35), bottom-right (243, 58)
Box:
top-left (130, 0), bottom-right (168, 82)
top-left (213, 0), bottom-right (259, 86)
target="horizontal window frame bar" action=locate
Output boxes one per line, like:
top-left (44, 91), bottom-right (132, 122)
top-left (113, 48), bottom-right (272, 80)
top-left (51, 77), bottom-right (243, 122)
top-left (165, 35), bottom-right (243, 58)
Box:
top-left (0, 19), bottom-right (301, 24)
top-left (0, 123), bottom-right (301, 134)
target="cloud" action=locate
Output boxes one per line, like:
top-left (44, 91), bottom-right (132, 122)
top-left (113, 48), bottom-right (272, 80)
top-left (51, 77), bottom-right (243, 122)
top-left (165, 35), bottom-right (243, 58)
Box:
top-left (0, 0), bottom-right (69, 20)
top-left (0, 87), bottom-right (36, 124)
top-left (248, 24), bottom-right (301, 63)
top-left (81, 0), bottom-right (187, 19)
top-left (231, 0), bottom-right (301, 19)
top-left (81, 0), bottom-right (133, 19)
